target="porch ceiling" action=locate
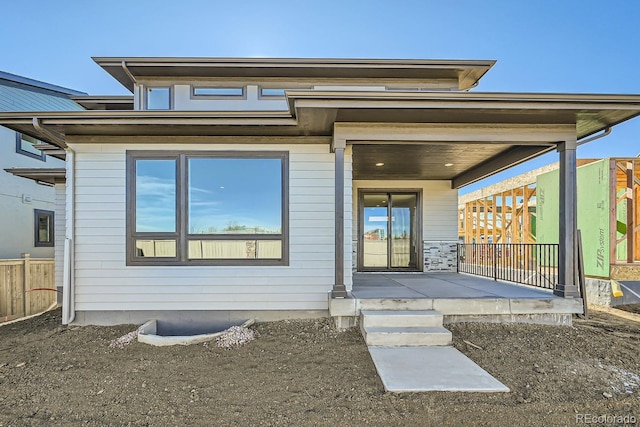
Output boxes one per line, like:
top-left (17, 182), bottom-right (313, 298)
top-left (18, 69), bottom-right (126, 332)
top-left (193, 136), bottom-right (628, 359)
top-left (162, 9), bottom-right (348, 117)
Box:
top-left (353, 143), bottom-right (535, 180)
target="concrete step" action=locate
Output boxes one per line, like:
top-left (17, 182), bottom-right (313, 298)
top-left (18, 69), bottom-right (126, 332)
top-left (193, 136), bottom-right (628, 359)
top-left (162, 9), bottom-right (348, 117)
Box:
top-left (362, 326), bottom-right (453, 346)
top-left (361, 310), bottom-right (443, 328)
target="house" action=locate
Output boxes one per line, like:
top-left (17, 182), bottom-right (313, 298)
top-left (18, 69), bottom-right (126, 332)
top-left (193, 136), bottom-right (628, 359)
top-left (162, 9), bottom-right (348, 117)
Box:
top-left (0, 71), bottom-right (83, 266)
top-left (0, 57), bottom-right (639, 327)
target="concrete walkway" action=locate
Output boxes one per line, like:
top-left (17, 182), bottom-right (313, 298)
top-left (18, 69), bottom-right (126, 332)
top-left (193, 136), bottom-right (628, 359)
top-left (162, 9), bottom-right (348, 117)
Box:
top-left (368, 346), bottom-right (510, 393)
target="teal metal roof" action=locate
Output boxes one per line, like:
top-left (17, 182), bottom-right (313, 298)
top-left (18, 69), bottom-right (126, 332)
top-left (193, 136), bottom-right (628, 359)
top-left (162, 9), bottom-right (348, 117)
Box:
top-left (0, 71), bottom-right (85, 112)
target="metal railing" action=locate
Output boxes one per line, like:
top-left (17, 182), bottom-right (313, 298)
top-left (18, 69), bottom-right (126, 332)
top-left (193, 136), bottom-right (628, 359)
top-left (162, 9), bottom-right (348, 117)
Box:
top-left (457, 243), bottom-right (559, 290)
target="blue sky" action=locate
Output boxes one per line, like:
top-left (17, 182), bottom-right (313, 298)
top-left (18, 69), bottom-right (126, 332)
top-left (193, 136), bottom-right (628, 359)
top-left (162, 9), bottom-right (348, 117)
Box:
top-left (2, 0), bottom-right (639, 191)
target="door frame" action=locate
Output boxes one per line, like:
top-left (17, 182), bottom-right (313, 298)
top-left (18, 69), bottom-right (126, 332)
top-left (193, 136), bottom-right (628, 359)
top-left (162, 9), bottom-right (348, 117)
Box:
top-left (357, 188), bottom-right (423, 272)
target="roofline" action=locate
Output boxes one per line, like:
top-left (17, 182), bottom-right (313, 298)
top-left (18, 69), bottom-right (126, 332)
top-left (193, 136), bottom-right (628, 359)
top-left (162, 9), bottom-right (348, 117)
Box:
top-left (93, 57), bottom-right (497, 68)
top-left (0, 70), bottom-right (86, 96)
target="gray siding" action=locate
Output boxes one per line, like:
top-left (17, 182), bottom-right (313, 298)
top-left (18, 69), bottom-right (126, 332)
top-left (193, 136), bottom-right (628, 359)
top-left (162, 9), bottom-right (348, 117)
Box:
top-left (70, 142), bottom-right (349, 312)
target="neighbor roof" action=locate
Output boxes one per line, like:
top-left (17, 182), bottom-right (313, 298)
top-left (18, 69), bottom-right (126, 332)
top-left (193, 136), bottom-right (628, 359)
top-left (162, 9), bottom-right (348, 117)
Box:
top-left (93, 57), bottom-right (496, 92)
top-left (0, 70), bottom-right (85, 112)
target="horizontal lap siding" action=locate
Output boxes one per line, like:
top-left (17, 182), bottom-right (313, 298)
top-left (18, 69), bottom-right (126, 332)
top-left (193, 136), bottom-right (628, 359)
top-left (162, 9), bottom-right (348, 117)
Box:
top-left (71, 143), bottom-right (337, 312)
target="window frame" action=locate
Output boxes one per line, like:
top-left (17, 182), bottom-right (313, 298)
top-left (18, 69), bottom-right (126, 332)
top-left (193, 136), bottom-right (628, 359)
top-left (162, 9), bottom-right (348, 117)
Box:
top-left (34, 209), bottom-right (54, 247)
top-left (16, 133), bottom-right (46, 161)
top-left (126, 150), bottom-right (289, 266)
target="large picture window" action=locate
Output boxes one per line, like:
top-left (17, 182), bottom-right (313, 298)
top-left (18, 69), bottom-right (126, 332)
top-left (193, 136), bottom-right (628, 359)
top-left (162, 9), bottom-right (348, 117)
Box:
top-left (127, 151), bottom-right (288, 265)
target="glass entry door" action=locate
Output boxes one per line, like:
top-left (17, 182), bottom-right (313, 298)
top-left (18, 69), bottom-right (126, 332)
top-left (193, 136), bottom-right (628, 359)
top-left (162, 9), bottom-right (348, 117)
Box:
top-left (360, 191), bottom-right (420, 271)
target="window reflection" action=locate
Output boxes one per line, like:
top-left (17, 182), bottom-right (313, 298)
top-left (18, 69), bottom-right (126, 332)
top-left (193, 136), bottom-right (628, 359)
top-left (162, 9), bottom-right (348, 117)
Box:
top-left (188, 158), bottom-right (282, 235)
top-left (188, 240), bottom-right (282, 259)
top-left (135, 159), bottom-right (176, 232)
top-left (136, 240), bottom-right (176, 257)
top-left (146, 87), bottom-right (170, 110)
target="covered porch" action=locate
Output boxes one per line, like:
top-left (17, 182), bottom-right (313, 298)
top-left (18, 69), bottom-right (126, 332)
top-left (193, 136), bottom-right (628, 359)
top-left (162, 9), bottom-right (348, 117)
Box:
top-left (329, 272), bottom-right (583, 326)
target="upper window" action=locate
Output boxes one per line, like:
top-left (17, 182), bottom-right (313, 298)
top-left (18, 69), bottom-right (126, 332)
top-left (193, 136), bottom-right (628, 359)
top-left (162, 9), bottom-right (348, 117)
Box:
top-left (260, 88), bottom-right (287, 98)
top-left (146, 87), bottom-right (171, 110)
top-left (127, 151), bottom-right (288, 265)
top-left (34, 209), bottom-right (54, 247)
top-left (192, 87), bottom-right (245, 97)
top-left (16, 133), bottom-right (46, 161)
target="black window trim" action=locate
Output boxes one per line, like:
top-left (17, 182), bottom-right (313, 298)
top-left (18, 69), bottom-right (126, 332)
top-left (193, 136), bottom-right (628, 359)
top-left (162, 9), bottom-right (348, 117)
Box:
top-left (16, 133), bottom-right (46, 161)
top-left (126, 150), bottom-right (289, 266)
top-left (34, 209), bottom-right (54, 247)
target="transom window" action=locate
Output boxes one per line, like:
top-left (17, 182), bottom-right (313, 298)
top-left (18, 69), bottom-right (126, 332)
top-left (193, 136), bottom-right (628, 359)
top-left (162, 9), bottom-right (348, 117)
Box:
top-left (16, 133), bottom-right (45, 161)
top-left (127, 151), bottom-right (288, 265)
top-left (192, 87), bottom-right (244, 97)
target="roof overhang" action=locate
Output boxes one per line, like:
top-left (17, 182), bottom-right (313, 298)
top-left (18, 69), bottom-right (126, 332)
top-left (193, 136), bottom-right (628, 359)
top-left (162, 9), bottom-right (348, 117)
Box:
top-left (71, 95), bottom-right (134, 110)
top-left (93, 57), bottom-right (496, 92)
top-left (4, 167), bottom-right (66, 185)
top-left (1, 91), bottom-right (639, 188)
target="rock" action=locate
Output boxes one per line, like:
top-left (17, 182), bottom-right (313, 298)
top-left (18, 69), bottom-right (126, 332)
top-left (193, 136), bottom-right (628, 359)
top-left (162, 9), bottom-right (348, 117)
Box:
top-left (15, 362), bottom-right (25, 368)
top-left (602, 392), bottom-right (613, 398)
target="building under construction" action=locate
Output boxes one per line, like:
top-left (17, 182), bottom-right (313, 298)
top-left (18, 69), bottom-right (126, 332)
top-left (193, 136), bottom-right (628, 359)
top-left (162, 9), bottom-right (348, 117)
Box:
top-left (459, 158), bottom-right (640, 303)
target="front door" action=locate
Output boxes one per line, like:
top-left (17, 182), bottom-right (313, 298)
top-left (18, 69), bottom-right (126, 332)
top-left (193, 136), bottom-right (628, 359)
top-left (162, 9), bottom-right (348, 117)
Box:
top-left (359, 190), bottom-right (421, 271)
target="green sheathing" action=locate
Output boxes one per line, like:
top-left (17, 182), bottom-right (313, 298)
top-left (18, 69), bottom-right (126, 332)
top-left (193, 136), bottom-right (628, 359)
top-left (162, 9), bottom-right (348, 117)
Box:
top-left (616, 188), bottom-right (627, 261)
top-left (536, 159), bottom-right (610, 277)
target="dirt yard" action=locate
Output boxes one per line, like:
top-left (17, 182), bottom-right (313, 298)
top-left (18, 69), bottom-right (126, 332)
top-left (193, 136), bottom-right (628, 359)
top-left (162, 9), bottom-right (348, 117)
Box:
top-left (0, 309), bottom-right (638, 427)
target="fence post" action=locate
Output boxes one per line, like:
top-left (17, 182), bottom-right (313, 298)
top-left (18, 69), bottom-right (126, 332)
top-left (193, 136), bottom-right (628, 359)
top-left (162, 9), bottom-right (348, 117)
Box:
top-left (22, 253), bottom-right (30, 317)
top-left (493, 245), bottom-right (498, 281)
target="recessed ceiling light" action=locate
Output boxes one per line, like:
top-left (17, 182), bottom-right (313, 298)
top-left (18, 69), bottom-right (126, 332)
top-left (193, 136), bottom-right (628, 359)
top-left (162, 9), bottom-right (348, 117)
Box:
top-left (444, 163), bottom-right (454, 167)
top-left (375, 162), bottom-right (385, 167)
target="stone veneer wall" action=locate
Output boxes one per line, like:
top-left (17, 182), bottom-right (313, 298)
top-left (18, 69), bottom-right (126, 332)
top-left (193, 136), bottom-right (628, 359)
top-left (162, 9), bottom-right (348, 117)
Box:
top-left (423, 241), bottom-right (458, 272)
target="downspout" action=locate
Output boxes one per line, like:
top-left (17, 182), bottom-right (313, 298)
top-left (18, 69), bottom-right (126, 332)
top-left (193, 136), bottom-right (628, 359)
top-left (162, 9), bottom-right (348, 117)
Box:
top-left (121, 61), bottom-right (141, 109)
top-left (576, 127), bottom-right (611, 146)
top-left (62, 147), bottom-right (75, 324)
top-left (33, 118), bottom-right (75, 324)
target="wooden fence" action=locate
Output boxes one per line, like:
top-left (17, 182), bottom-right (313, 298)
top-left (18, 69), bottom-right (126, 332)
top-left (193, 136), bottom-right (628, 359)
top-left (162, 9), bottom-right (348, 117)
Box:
top-left (0, 254), bottom-right (57, 323)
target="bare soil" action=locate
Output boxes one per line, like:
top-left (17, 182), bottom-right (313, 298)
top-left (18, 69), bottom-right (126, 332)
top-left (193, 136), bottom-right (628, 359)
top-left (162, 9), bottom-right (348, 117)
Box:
top-left (0, 309), bottom-right (638, 426)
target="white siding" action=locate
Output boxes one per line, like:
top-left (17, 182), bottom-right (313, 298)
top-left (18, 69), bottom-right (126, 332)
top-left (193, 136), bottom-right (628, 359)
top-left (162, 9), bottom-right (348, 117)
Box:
top-left (351, 179), bottom-right (458, 269)
top-left (69, 142), bottom-right (342, 312)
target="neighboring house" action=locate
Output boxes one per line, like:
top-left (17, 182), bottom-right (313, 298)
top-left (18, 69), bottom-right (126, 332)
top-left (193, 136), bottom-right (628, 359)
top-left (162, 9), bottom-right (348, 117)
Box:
top-left (0, 71), bottom-right (83, 261)
top-left (459, 157), bottom-right (640, 306)
top-left (0, 57), bottom-right (639, 326)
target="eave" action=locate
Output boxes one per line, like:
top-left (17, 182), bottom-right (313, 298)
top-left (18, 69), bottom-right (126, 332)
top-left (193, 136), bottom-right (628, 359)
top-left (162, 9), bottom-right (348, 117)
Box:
top-left (93, 57), bottom-right (496, 92)
top-left (4, 167), bottom-right (66, 185)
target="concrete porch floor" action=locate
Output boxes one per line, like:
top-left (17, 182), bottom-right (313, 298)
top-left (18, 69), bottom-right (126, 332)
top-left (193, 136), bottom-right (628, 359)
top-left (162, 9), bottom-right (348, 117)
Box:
top-left (352, 272), bottom-right (560, 300)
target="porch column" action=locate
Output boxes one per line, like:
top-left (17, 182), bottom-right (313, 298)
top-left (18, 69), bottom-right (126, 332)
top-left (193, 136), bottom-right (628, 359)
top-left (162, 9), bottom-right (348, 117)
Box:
top-left (332, 138), bottom-right (348, 298)
top-left (555, 138), bottom-right (580, 297)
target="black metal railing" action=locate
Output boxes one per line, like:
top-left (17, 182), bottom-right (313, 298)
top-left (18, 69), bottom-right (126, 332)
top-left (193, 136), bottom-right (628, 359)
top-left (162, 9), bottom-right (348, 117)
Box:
top-left (457, 243), bottom-right (559, 290)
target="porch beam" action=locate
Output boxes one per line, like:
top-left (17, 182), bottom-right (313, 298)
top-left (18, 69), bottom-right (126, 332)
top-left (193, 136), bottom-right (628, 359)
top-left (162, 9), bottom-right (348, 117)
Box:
top-left (452, 145), bottom-right (553, 189)
top-left (555, 138), bottom-right (581, 298)
top-left (332, 137), bottom-right (348, 298)
top-left (334, 123), bottom-right (576, 144)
